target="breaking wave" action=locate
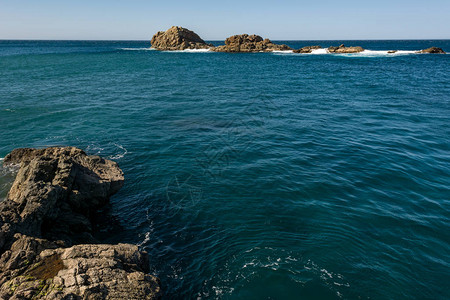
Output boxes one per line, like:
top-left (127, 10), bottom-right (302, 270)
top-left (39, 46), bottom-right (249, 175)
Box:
top-left (119, 47), bottom-right (446, 57)
top-left (119, 47), bottom-right (156, 51)
top-left (310, 48), bottom-right (329, 54)
top-left (120, 47), bottom-right (212, 53)
top-left (162, 48), bottom-right (212, 53)
top-left (309, 49), bottom-right (419, 56)
top-left (272, 50), bottom-right (294, 53)
top-left (343, 50), bottom-right (418, 57)
top-left (273, 48), bottom-right (422, 57)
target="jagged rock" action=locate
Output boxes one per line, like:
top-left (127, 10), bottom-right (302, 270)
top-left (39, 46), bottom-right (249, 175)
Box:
top-left (328, 44), bottom-right (364, 53)
top-left (417, 47), bottom-right (446, 54)
top-left (211, 34), bottom-right (292, 52)
top-left (293, 45), bottom-right (322, 53)
top-left (1, 147), bottom-right (124, 245)
top-left (0, 235), bottom-right (161, 300)
top-left (151, 26), bottom-right (211, 50)
top-left (0, 147), bottom-right (162, 299)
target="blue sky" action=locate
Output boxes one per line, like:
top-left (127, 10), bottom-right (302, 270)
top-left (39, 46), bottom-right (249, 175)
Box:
top-left (0, 0), bottom-right (449, 40)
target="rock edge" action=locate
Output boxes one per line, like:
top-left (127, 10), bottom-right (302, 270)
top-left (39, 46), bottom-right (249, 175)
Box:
top-left (0, 147), bottom-right (161, 299)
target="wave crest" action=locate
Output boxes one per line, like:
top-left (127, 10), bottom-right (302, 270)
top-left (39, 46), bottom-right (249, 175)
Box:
top-left (119, 47), bottom-right (156, 51)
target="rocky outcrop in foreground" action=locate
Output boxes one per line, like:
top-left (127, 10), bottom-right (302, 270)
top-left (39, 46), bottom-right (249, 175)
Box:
top-left (0, 147), bottom-right (161, 299)
top-left (293, 45), bottom-right (322, 53)
top-left (417, 47), bottom-right (446, 54)
top-left (211, 34), bottom-right (292, 52)
top-left (328, 44), bottom-right (364, 53)
top-left (151, 26), bottom-right (211, 50)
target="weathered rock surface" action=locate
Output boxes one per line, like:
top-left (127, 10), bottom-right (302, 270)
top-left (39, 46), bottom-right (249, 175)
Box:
top-left (0, 235), bottom-right (161, 300)
top-left (293, 45), bottom-right (322, 53)
top-left (417, 47), bottom-right (446, 54)
top-left (328, 44), bottom-right (364, 53)
top-left (211, 34), bottom-right (292, 52)
top-left (0, 147), bottom-right (161, 299)
top-left (151, 26), bottom-right (211, 50)
top-left (1, 147), bottom-right (124, 245)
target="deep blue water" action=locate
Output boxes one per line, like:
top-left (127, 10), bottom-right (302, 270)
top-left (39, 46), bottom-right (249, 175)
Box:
top-left (0, 40), bottom-right (449, 299)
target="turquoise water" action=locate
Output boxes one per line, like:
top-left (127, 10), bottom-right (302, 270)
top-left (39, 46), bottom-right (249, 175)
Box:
top-left (0, 40), bottom-right (449, 299)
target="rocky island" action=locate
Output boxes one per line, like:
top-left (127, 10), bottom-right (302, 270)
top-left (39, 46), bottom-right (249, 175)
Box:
top-left (293, 45), bottom-right (322, 53)
top-left (327, 44), bottom-right (364, 53)
top-left (150, 26), bottom-right (446, 55)
top-left (210, 34), bottom-right (292, 52)
top-left (417, 46), bottom-right (446, 54)
top-left (0, 147), bottom-right (161, 299)
top-left (150, 26), bottom-right (211, 50)
top-left (150, 26), bottom-right (291, 52)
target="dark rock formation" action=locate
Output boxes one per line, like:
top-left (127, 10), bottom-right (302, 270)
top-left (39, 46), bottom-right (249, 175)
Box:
top-left (1, 147), bottom-right (124, 245)
top-left (328, 44), bottom-right (364, 53)
top-left (151, 26), bottom-right (211, 50)
top-left (211, 34), bottom-right (292, 52)
top-left (387, 50), bottom-right (397, 54)
top-left (293, 45), bottom-right (322, 53)
top-left (0, 147), bottom-right (161, 299)
top-left (417, 47), bottom-right (446, 54)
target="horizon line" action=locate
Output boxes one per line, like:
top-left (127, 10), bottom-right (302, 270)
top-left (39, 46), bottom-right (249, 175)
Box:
top-left (1, 38), bottom-right (450, 42)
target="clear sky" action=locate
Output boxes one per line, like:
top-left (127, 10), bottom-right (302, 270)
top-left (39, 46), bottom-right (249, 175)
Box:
top-left (0, 0), bottom-right (449, 40)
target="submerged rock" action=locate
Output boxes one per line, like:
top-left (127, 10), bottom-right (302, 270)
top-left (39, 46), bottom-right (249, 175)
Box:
top-left (211, 34), bottom-right (292, 52)
top-left (151, 26), bottom-right (211, 50)
top-left (328, 44), bottom-right (364, 53)
top-left (293, 45), bottom-right (322, 53)
top-left (417, 47), bottom-right (446, 54)
top-left (0, 147), bottom-right (162, 299)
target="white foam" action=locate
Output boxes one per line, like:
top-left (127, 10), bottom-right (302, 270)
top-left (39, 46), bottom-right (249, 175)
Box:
top-left (272, 50), bottom-right (294, 53)
top-left (138, 231), bottom-right (151, 247)
top-left (311, 48), bottom-right (329, 54)
top-left (122, 46), bottom-right (432, 57)
top-left (295, 48), bottom-right (419, 56)
top-left (390, 50), bottom-right (417, 55)
top-left (163, 48), bottom-right (212, 53)
top-left (120, 47), bottom-right (156, 51)
top-left (356, 50), bottom-right (417, 56)
top-left (85, 144), bottom-right (104, 156)
top-left (108, 144), bottom-right (128, 160)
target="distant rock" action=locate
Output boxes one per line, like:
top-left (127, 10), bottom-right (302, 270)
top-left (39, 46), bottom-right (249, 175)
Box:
top-left (0, 147), bottom-right (162, 299)
top-left (328, 44), bottom-right (364, 53)
top-left (293, 45), bottom-right (322, 53)
top-left (211, 34), bottom-right (292, 52)
top-left (387, 50), bottom-right (397, 54)
top-left (417, 47), bottom-right (446, 54)
top-left (151, 26), bottom-right (211, 50)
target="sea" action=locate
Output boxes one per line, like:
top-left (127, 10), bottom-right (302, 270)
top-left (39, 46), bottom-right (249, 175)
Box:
top-left (0, 40), bottom-right (449, 299)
